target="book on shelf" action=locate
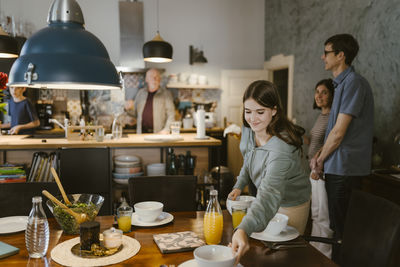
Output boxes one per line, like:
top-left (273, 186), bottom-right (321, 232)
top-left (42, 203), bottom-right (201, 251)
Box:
top-left (0, 177), bottom-right (26, 183)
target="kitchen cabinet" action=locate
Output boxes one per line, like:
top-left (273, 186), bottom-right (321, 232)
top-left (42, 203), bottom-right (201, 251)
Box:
top-left (0, 134), bottom-right (222, 214)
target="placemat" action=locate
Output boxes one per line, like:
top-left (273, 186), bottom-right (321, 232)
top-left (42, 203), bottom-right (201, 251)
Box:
top-left (153, 231), bottom-right (205, 254)
top-left (51, 236), bottom-right (140, 266)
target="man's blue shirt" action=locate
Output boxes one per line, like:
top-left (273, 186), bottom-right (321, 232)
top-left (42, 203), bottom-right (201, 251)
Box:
top-left (324, 66), bottom-right (374, 176)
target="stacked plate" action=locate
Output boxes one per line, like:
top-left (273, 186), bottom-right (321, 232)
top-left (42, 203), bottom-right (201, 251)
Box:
top-left (113, 155), bottom-right (143, 185)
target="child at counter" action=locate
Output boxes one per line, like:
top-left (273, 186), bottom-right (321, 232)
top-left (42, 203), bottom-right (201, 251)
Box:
top-left (0, 87), bottom-right (39, 135)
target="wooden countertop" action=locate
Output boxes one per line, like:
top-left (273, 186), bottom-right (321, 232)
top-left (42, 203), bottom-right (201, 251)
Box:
top-left (0, 133), bottom-right (221, 149)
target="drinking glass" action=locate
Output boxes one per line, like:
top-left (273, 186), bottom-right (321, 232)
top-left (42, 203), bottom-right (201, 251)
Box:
top-left (232, 206), bottom-right (247, 229)
top-left (117, 206), bottom-right (133, 233)
top-left (96, 127), bottom-right (104, 142)
top-left (170, 121), bottom-right (182, 135)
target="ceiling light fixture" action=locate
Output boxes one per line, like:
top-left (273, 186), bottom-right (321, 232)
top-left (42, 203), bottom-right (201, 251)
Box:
top-left (7, 0), bottom-right (121, 90)
top-left (142, 0), bottom-right (172, 63)
top-left (0, 0), bottom-right (19, 58)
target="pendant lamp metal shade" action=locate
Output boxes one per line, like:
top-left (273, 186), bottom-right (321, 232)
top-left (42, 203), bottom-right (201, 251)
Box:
top-left (7, 0), bottom-right (121, 90)
top-left (143, 32), bottom-right (172, 63)
top-left (0, 28), bottom-right (19, 58)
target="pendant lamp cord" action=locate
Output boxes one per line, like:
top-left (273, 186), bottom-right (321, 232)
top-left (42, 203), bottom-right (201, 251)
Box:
top-left (156, 0), bottom-right (160, 33)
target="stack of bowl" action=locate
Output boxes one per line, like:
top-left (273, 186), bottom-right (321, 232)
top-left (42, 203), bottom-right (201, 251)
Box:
top-left (113, 155), bottom-right (143, 185)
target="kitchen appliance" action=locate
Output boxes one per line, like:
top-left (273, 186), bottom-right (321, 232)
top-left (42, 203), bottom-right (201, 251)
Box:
top-left (193, 110), bottom-right (216, 128)
top-left (36, 103), bottom-right (53, 130)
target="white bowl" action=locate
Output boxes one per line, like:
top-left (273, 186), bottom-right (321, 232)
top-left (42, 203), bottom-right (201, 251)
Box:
top-left (194, 245), bottom-right (236, 267)
top-left (114, 155), bottom-right (140, 162)
top-left (115, 166), bottom-right (142, 174)
top-left (146, 163), bottom-right (166, 176)
top-left (265, 213), bottom-right (288, 236)
top-left (134, 201), bottom-right (163, 222)
top-left (114, 160), bottom-right (141, 168)
top-left (226, 195), bottom-right (256, 215)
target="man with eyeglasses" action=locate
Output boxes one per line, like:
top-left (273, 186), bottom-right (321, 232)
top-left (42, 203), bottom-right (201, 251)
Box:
top-left (310, 33), bottom-right (374, 263)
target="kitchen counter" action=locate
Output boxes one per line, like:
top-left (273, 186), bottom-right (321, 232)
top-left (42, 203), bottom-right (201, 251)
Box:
top-left (0, 133), bottom-right (221, 149)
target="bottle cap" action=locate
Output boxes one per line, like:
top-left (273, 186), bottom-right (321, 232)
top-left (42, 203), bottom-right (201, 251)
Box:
top-left (32, 196), bottom-right (42, 203)
top-left (210, 189), bottom-right (218, 196)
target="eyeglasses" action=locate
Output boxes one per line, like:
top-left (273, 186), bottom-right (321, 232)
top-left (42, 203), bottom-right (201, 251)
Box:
top-left (324, 50), bottom-right (336, 56)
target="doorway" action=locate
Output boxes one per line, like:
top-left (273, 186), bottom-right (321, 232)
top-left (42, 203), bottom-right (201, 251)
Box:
top-left (264, 54), bottom-right (294, 120)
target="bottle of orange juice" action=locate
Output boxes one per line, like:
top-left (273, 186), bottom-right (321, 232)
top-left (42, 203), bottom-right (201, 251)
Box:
top-left (203, 190), bottom-right (223, 245)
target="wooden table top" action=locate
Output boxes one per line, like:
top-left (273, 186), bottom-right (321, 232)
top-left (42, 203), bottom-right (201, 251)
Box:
top-left (0, 211), bottom-right (337, 267)
top-left (0, 133), bottom-right (221, 149)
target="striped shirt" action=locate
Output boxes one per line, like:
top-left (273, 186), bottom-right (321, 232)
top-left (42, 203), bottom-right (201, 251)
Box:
top-left (308, 113), bottom-right (329, 163)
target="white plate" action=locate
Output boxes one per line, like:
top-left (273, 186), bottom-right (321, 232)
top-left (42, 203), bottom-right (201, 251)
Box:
top-left (144, 135), bottom-right (184, 142)
top-left (131, 212), bottom-right (174, 227)
top-left (113, 178), bottom-right (129, 185)
top-left (250, 225), bottom-right (299, 242)
top-left (178, 259), bottom-right (197, 267)
top-left (178, 259), bottom-right (244, 267)
top-left (0, 216), bottom-right (28, 234)
top-left (112, 172), bottom-right (144, 179)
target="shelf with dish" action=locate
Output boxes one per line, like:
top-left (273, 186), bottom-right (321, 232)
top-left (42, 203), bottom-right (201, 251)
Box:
top-left (166, 82), bottom-right (219, 89)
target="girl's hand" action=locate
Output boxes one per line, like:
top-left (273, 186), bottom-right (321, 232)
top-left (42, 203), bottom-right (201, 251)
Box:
top-left (228, 188), bottom-right (241, 200)
top-left (229, 228), bottom-right (250, 265)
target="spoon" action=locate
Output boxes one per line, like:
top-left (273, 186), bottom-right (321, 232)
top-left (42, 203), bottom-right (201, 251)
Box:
top-left (42, 190), bottom-right (88, 224)
top-left (51, 167), bottom-right (72, 205)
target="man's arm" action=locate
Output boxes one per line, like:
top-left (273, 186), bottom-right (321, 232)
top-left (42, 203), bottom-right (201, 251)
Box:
top-left (316, 113), bottom-right (353, 170)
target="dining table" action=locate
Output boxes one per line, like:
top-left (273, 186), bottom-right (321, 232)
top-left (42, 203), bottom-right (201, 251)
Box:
top-left (0, 210), bottom-right (338, 267)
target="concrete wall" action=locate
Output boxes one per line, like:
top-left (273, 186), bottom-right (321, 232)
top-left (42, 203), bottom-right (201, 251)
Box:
top-left (265, 0), bottom-right (400, 166)
top-left (1, 0), bottom-right (265, 86)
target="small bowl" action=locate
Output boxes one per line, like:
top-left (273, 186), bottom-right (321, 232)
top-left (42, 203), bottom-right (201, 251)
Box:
top-left (265, 213), bottom-right (288, 236)
top-left (114, 155), bottom-right (140, 162)
top-left (115, 166), bottom-right (142, 174)
top-left (114, 160), bottom-right (141, 168)
top-left (46, 193), bottom-right (104, 235)
top-left (226, 195), bottom-right (256, 215)
top-left (112, 172), bottom-right (144, 179)
top-left (194, 245), bottom-right (236, 267)
top-left (134, 201), bottom-right (163, 222)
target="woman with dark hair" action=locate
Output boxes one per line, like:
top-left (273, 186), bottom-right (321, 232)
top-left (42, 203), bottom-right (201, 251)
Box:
top-left (306, 79), bottom-right (334, 258)
top-left (228, 80), bottom-right (311, 263)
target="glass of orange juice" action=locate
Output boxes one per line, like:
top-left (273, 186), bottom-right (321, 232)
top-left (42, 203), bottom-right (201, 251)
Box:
top-left (232, 206), bottom-right (247, 229)
top-left (117, 206), bottom-right (133, 233)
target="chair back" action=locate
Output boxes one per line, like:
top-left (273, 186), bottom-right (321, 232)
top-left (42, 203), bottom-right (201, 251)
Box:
top-left (341, 190), bottom-right (400, 267)
top-left (128, 175), bottom-right (197, 212)
top-left (0, 182), bottom-right (59, 218)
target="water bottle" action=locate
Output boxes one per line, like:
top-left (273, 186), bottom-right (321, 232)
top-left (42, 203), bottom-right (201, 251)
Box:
top-left (203, 190), bottom-right (223, 244)
top-left (25, 196), bottom-right (50, 258)
top-left (112, 116), bottom-right (123, 139)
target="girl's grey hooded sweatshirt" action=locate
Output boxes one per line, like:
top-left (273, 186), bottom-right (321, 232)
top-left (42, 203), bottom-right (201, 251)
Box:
top-left (234, 126), bottom-right (311, 236)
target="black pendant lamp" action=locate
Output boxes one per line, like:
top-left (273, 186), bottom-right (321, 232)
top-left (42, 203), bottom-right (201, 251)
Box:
top-left (143, 0), bottom-right (172, 63)
top-left (7, 0), bottom-right (121, 90)
top-left (0, 24), bottom-right (19, 59)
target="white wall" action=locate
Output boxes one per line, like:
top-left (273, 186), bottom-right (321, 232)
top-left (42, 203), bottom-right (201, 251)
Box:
top-left (1, 0), bottom-right (264, 85)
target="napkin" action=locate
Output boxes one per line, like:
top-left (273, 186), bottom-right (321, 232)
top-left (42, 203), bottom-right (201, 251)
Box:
top-left (153, 231), bottom-right (205, 254)
top-left (223, 124), bottom-right (241, 137)
top-left (0, 241), bottom-right (19, 259)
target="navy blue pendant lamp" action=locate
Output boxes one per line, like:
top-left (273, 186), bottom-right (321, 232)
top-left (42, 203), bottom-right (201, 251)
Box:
top-left (142, 0), bottom-right (172, 63)
top-left (8, 0), bottom-right (121, 90)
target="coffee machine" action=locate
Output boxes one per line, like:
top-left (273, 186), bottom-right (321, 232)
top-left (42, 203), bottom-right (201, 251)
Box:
top-left (36, 103), bottom-right (54, 130)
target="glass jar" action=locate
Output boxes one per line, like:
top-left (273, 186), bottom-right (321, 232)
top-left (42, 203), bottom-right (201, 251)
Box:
top-left (203, 190), bottom-right (223, 245)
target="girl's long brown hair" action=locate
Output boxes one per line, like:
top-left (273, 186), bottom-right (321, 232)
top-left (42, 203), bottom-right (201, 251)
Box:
top-left (242, 80), bottom-right (305, 151)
